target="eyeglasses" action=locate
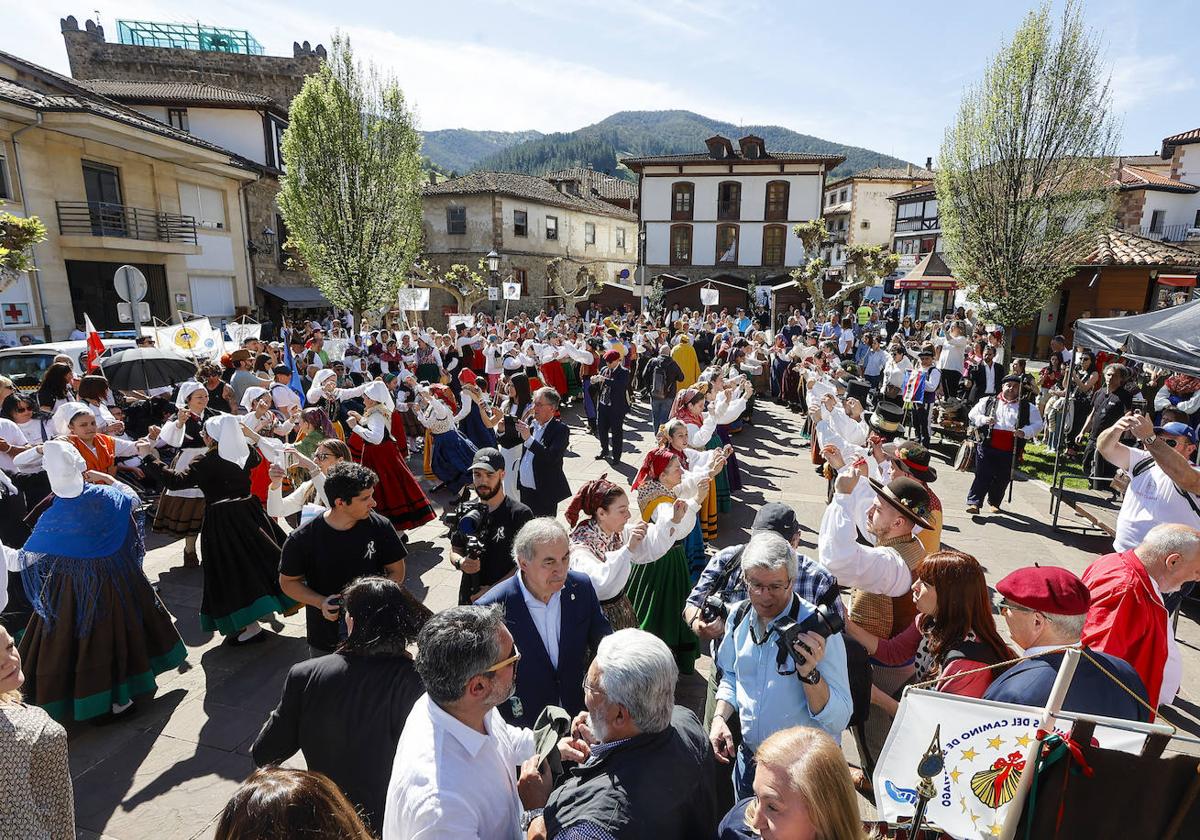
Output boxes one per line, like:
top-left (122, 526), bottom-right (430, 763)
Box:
top-left (483, 644), bottom-right (521, 674)
top-left (998, 599), bottom-right (1034, 615)
top-left (314, 452), bottom-right (335, 462)
top-left (581, 678), bottom-right (604, 696)
top-left (745, 579), bottom-right (791, 595)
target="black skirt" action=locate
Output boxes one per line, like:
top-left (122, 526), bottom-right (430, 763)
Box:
top-left (198, 495), bottom-right (296, 635)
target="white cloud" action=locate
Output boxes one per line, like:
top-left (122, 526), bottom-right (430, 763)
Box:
top-left (1109, 53), bottom-right (1196, 112)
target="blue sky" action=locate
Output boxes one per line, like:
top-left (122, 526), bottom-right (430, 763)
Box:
top-left (4, 1), bottom-right (1196, 163)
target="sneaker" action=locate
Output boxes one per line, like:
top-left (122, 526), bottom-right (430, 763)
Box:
top-left (966, 504), bottom-right (980, 514)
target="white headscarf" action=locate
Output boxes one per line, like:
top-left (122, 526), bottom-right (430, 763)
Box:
top-left (240, 386), bottom-right (270, 413)
top-left (52, 401), bottom-right (93, 437)
top-left (176, 380), bottom-right (206, 410)
top-left (43, 439), bottom-right (86, 498)
top-left (204, 414), bottom-right (250, 468)
top-left (363, 380), bottom-right (395, 413)
top-left (306, 368), bottom-right (338, 404)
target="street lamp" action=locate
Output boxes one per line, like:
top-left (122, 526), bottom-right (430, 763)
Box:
top-left (485, 249), bottom-right (501, 319)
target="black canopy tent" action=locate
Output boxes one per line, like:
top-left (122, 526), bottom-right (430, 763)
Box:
top-left (1049, 300), bottom-right (1200, 518)
top-left (1072, 298), bottom-right (1200, 377)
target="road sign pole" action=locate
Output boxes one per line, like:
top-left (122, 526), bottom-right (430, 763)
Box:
top-left (125, 270), bottom-right (142, 338)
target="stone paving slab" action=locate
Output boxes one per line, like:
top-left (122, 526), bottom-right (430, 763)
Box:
top-left (62, 396), bottom-right (1200, 838)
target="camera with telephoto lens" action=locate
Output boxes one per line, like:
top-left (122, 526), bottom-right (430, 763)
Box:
top-left (700, 594), bottom-right (729, 623)
top-left (774, 603), bottom-right (845, 673)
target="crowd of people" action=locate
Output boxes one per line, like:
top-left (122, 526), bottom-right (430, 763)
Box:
top-left (0, 295), bottom-right (1198, 840)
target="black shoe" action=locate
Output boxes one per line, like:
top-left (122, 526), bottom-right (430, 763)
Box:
top-left (595, 453), bottom-right (608, 460)
top-left (224, 629), bottom-right (271, 648)
top-left (90, 702), bottom-right (139, 727)
top-left (608, 457), bottom-right (623, 466)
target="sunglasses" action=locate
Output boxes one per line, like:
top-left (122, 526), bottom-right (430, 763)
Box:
top-left (483, 644), bottom-right (521, 674)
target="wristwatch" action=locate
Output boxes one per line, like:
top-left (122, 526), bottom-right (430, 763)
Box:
top-left (1142, 434), bottom-right (1158, 447)
top-left (799, 668), bottom-right (822, 686)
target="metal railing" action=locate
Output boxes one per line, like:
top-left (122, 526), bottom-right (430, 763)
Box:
top-left (826, 229), bottom-right (847, 244)
top-left (1125, 223), bottom-right (1196, 243)
top-left (56, 201), bottom-right (198, 244)
top-left (894, 216), bottom-right (940, 233)
top-left (717, 200), bottom-right (741, 220)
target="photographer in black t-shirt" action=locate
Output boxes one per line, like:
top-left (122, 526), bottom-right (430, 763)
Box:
top-left (451, 447), bottom-right (533, 604)
top-left (279, 462), bottom-right (408, 656)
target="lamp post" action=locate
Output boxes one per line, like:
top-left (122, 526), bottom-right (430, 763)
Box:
top-left (638, 225), bottom-right (647, 314)
top-left (486, 249), bottom-right (500, 321)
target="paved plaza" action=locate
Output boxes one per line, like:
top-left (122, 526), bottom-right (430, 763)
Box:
top-left (68, 397), bottom-right (1200, 839)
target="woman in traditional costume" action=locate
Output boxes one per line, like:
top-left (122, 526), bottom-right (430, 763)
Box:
top-left (413, 331), bottom-right (443, 384)
top-left (627, 446), bottom-right (722, 673)
top-left (658, 418), bottom-right (732, 574)
top-left (537, 338), bottom-right (570, 399)
top-left (143, 415), bottom-right (296, 645)
top-left (151, 382), bottom-right (217, 567)
top-left (240, 386), bottom-right (297, 505)
top-left (305, 368), bottom-right (367, 438)
top-left (671, 385), bottom-right (744, 540)
top-left (17, 440), bottom-right (186, 722)
top-left (455, 369), bottom-right (501, 450)
top-left (496, 373), bottom-right (533, 499)
top-left (566, 475), bottom-right (696, 631)
top-left (414, 384), bottom-right (478, 493)
top-left (698, 368), bottom-right (753, 494)
top-left (345, 382), bottom-right (435, 531)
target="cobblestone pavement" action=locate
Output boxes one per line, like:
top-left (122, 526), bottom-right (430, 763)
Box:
top-left (68, 397), bottom-right (1200, 839)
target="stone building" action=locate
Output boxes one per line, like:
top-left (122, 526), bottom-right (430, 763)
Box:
top-left (420, 171), bottom-right (639, 325)
top-left (58, 16), bottom-right (324, 316)
top-left (0, 50), bottom-right (257, 341)
top-left (821, 164), bottom-right (935, 279)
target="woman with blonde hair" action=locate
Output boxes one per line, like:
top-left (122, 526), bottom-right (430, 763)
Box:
top-left (719, 726), bottom-right (871, 840)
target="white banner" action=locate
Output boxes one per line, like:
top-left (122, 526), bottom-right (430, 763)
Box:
top-left (397, 288), bottom-right (430, 311)
top-left (503, 281), bottom-right (522, 301)
top-left (155, 318), bottom-right (223, 359)
top-left (487, 286), bottom-right (500, 301)
top-left (448, 314), bottom-right (476, 330)
top-left (323, 337), bottom-right (350, 361)
top-left (226, 321), bottom-right (262, 346)
top-left (873, 689), bottom-right (1162, 838)
top-left (700, 287), bottom-right (720, 306)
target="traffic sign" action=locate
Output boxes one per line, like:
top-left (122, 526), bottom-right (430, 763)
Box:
top-left (117, 301), bottom-right (151, 323)
top-left (114, 265), bottom-right (148, 303)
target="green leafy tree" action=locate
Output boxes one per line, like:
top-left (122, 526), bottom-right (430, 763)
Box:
top-left (278, 34), bottom-right (425, 333)
top-left (0, 212), bottom-right (47, 292)
top-left (790, 221), bottom-right (897, 318)
top-left (936, 0), bottom-right (1118, 334)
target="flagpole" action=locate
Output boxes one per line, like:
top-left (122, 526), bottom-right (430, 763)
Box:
top-left (999, 646), bottom-right (1082, 840)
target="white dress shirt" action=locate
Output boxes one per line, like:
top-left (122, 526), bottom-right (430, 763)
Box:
top-left (382, 694), bottom-right (535, 840)
top-left (516, 571), bottom-right (562, 668)
top-left (518, 419), bottom-right (548, 489)
top-left (817, 485), bottom-right (914, 597)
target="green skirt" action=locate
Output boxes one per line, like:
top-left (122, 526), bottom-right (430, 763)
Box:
top-left (416, 362), bottom-right (441, 384)
top-left (564, 362), bottom-right (583, 397)
top-left (705, 435), bottom-right (732, 513)
top-left (626, 543), bottom-right (699, 673)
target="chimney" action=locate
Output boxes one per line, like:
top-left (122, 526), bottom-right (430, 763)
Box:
top-left (428, 172), bottom-right (437, 185)
top-left (925, 156), bottom-right (932, 171)
top-left (906, 163), bottom-right (914, 176)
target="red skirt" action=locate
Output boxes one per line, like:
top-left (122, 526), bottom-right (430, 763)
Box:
top-left (349, 434), bottom-right (436, 531)
top-left (249, 447), bottom-right (272, 505)
top-left (540, 360), bottom-right (569, 397)
top-left (390, 410), bottom-right (408, 453)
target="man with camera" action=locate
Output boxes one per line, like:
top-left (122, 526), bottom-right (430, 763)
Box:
top-left (279, 463), bottom-right (408, 658)
top-left (450, 447), bottom-right (534, 605)
top-left (710, 531), bottom-right (852, 800)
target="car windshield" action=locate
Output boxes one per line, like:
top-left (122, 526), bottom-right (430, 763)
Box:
top-left (0, 352), bottom-right (60, 388)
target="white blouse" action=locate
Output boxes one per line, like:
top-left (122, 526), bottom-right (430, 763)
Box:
top-left (267, 472), bottom-right (329, 518)
top-left (569, 501), bottom-right (698, 601)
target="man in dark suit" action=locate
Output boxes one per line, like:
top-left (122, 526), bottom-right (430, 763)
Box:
top-left (516, 386), bottom-right (571, 517)
top-left (967, 345), bottom-right (1005, 403)
top-left (985, 565), bottom-right (1149, 721)
top-left (476, 518), bottom-right (612, 728)
top-left (595, 350), bottom-right (631, 464)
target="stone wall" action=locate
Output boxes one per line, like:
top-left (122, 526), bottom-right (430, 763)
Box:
top-left (244, 176), bottom-right (307, 288)
top-left (60, 16), bottom-right (321, 108)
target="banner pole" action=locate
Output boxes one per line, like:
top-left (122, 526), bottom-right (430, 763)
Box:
top-left (999, 646), bottom-right (1081, 840)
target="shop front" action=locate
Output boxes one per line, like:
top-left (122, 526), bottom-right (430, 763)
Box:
top-left (896, 252), bottom-right (957, 322)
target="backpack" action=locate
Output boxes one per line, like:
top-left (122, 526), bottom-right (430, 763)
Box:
top-left (650, 359), bottom-right (669, 400)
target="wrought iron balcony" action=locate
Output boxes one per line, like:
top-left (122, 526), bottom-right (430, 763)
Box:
top-left (1125, 223), bottom-right (1195, 243)
top-left (56, 201), bottom-right (198, 244)
top-left (826, 229), bottom-right (847, 244)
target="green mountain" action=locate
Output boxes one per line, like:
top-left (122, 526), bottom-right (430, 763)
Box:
top-left (463, 110), bottom-right (914, 179)
top-left (420, 128), bottom-right (544, 175)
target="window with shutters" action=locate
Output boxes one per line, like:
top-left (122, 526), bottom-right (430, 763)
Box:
top-left (178, 182), bottom-right (226, 230)
top-left (616, 227), bottom-right (626, 250)
top-left (764, 181), bottom-right (789, 221)
top-left (168, 108), bottom-right (189, 132)
top-left (762, 225), bottom-right (786, 266)
top-left (585, 222), bottom-right (596, 245)
top-left (671, 182), bottom-right (694, 220)
top-left (447, 206), bottom-right (466, 235)
top-left (670, 224), bottom-right (692, 266)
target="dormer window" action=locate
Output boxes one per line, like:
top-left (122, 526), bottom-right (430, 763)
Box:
top-left (738, 135), bottom-right (765, 159)
top-left (705, 135), bottom-right (735, 160)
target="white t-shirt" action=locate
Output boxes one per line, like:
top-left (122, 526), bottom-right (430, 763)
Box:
top-left (1114, 448), bottom-right (1200, 552)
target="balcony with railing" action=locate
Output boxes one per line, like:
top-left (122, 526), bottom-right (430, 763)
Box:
top-left (894, 215), bottom-right (940, 233)
top-left (56, 201), bottom-right (200, 252)
top-left (826, 229), bottom-right (847, 244)
top-left (1122, 223), bottom-right (1198, 243)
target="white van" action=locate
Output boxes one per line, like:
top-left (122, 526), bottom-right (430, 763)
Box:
top-left (0, 339), bottom-right (137, 389)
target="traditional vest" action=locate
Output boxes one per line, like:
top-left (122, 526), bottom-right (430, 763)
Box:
top-left (849, 534), bottom-right (926, 639)
top-left (70, 434), bottom-right (117, 476)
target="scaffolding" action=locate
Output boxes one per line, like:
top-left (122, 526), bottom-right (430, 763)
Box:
top-left (115, 20), bottom-right (266, 55)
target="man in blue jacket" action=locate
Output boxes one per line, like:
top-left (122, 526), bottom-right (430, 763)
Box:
top-left (476, 518), bottom-right (612, 728)
top-left (985, 565), bottom-right (1149, 722)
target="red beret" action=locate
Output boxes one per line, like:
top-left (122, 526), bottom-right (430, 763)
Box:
top-left (603, 350), bottom-right (621, 363)
top-left (996, 566), bottom-right (1090, 615)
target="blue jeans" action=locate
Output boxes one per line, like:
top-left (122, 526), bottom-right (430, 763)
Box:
top-left (651, 397), bottom-right (673, 431)
top-left (734, 744), bottom-right (758, 800)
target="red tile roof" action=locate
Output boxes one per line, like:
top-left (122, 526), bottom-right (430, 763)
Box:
top-left (1115, 164), bottom-right (1199, 193)
top-left (1082, 229), bottom-right (1200, 267)
top-left (1161, 127), bottom-right (1200, 158)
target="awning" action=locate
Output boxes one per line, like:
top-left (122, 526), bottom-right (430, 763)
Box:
top-left (896, 252), bottom-right (957, 291)
top-left (1073, 299), bottom-right (1200, 377)
top-left (258, 284), bottom-right (330, 307)
top-left (1157, 274), bottom-right (1197, 288)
